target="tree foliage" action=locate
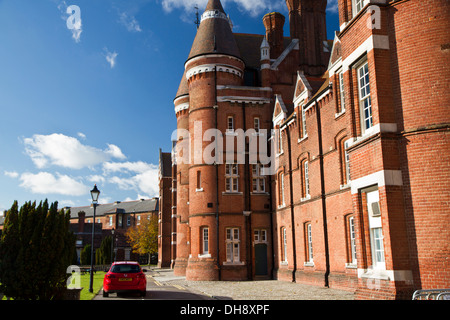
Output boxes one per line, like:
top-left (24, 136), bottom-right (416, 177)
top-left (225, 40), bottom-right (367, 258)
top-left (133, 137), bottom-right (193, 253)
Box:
top-left (96, 236), bottom-right (113, 265)
top-left (125, 214), bottom-right (158, 262)
top-left (80, 244), bottom-right (91, 266)
top-left (0, 200), bottom-right (76, 300)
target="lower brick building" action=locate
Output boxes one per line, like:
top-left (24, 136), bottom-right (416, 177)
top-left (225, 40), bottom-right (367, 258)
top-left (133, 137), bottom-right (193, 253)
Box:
top-left (68, 198), bottom-right (159, 264)
top-left (158, 0), bottom-right (449, 299)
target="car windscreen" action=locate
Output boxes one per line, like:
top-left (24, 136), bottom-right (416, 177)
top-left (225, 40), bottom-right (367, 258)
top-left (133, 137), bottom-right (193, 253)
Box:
top-left (110, 264), bottom-right (141, 273)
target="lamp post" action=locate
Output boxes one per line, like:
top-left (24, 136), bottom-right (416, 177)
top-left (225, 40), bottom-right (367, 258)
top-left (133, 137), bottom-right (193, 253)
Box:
top-left (89, 184), bottom-right (100, 293)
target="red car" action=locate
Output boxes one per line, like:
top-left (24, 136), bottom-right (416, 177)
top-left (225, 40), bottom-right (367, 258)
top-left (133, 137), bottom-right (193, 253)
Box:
top-left (103, 261), bottom-right (147, 297)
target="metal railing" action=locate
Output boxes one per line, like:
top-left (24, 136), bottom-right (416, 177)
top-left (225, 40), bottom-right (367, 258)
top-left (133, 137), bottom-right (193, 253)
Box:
top-left (412, 289), bottom-right (450, 300)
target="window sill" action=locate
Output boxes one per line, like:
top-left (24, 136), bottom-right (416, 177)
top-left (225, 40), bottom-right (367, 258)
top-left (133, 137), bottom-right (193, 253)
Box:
top-left (280, 261), bottom-right (288, 266)
top-left (335, 109), bottom-right (346, 119)
top-left (359, 268), bottom-right (390, 281)
top-left (196, 188), bottom-right (204, 192)
top-left (251, 192), bottom-right (269, 196)
top-left (298, 134), bottom-right (308, 144)
top-left (345, 263), bottom-right (357, 269)
top-left (304, 261), bottom-right (314, 267)
top-left (340, 183), bottom-right (351, 190)
top-left (225, 131), bottom-right (237, 136)
top-left (222, 192), bottom-right (243, 195)
top-left (277, 204), bottom-right (286, 209)
top-left (223, 261), bottom-right (245, 266)
top-left (301, 195), bottom-right (311, 202)
top-left (198, 253), bottom-right (211, 259)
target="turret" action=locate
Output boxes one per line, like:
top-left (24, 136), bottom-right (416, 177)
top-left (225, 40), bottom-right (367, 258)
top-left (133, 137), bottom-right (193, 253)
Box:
top-left (260, 36), bottom-right (271, 87)
top-left (183, 0), bottom-right (245, 281)
top-left (173, 70), bottom-right (190, 276)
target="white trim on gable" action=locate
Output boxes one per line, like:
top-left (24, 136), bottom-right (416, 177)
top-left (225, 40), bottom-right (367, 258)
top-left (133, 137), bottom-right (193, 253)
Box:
top-left (272, 94), bottom-right (288, 125)
top-left (293, 71), bottom-right (313, 106)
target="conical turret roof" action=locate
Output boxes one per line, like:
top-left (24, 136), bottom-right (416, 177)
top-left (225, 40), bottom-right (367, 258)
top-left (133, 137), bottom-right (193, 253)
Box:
top-left (175, 70), bottom-right (189, 99)
top-left (205, 0), bottom-right (225, 12)
top-left (187, 0), bottom-right (241, 61)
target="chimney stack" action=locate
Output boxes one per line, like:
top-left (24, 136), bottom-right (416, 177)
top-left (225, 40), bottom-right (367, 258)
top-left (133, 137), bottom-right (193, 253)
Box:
top-left (78, 211), bottom-right (86, 233)
top-left (263, 12), bottom-right (285, 59)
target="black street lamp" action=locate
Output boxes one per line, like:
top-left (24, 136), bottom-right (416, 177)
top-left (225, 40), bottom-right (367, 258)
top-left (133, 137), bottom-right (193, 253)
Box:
top-left (89, 184), bottom-right (100, 293)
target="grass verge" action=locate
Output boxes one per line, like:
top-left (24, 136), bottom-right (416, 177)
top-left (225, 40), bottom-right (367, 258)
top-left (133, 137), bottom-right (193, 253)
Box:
top-left (78, 271), bottom-right (107, 300)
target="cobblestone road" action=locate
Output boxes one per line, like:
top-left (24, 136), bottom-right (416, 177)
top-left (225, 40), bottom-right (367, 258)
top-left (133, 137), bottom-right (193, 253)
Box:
top-left (149, 268), bottom-right (355, 300)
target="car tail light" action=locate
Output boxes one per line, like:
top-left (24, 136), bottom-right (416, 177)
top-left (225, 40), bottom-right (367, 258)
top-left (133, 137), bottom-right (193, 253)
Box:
top-left (106, 274), bottom-right (116, 279)
top-left (137, 273), bottom-right (146, 279)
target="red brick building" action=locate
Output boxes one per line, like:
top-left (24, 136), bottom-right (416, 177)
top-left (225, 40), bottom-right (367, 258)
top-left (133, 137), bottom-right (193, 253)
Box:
top-left (160, 0), bottom-right (449, 299)
top-left (68, 198), bottom-right (159, 264)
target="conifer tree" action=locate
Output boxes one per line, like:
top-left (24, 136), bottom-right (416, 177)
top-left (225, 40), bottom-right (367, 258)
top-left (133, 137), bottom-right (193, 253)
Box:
top-left (0, 200), bottom-right (75, 300)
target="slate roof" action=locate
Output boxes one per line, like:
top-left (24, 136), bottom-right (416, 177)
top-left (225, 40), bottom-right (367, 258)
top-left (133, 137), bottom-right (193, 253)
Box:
top-left (175, 69), bottom-right (189, 100)
top-left (187, 0), bottom-right (241, 61)
top-left (67, 198), bottom-right (159, 220)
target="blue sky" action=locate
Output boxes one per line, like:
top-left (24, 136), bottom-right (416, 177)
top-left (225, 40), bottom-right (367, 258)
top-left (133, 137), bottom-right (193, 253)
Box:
top-left (0, 0), bottom-right (339, 212)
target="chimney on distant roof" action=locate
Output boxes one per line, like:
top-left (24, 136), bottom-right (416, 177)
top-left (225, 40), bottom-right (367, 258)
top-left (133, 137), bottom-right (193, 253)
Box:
top-left (263, 12), bottom-right (285, 59)
top-left (78, 211), bottom-right (86, 233)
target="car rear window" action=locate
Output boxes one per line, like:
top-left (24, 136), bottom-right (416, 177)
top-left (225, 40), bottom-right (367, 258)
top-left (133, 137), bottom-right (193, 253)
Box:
top-left (110, 264), bottom-right (141, 273)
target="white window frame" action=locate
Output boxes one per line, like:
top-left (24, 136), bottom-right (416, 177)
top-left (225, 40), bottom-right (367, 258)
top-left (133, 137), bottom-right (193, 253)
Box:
top-left (225, 164), bottom-right (239, 193)
top-left (226, 228), bottom-right (240, 263)
top-left (301, 107), bottom-right (307, 138)
top-left (349, 216), bottom-right (357, 265)
top-left (254, 229), bottom-right (267, 243)
top-left (254, 117), bottom-right (260, 133)
top-left (196, 170), bottom-right (203, 192)
top-left (252, 164), bottom-right (266, 193)
top-left (366, 189), bottom-right (385, 270)
top-left (281, 227), bottom-right (288, 264)
top-left (304, 161), bottom-right (310, 198)
top-left (202, 227), bottom-right (209, 255)
top-left (227, 116), bottom-right (235, 133)
top-left (277, 128), bottom-right (283, 155)
top-left (345, 149), bottom-right (351, 184)
top-left (339, 70), bottom-right (346, 113)
top-left (306, 223), bottom-right (313, 263)
top-left (278, 173), bottom-right (285, 207)
top-left (357, 61), bottom-right (373, 133)
top-left (353, 0), bottom-right (368, 16)
top-left (109, 216), bottom-right (113, 226)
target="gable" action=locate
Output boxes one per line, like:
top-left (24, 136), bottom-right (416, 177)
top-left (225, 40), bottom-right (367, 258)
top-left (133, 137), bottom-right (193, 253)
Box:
top-left (293, 71), bottom-right (313, 105)
top-left (273, 94), bottom-right (288, 125)
top-left (328, 31), bottom-right (342, 70)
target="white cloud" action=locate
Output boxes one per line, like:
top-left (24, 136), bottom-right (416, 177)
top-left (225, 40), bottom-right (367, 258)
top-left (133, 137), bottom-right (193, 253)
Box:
top-left (161, 0), bottom-right (284, 17)
top-left (119, 12), bottom-right (142, 32)
top-left (105, 144), bottom-right (126, 160)
top-left (103, 161), bottom-right (154, 174)
top-left (87, 175), bottom-right (106, 184)
top-left (59, 199), bottom-right (76, 207)
top-left (327, 0), bottom-right (339, 13)
top-left (23, 133), bottom-right (126, 170)
top-left (19, 172), bottom-right (89, 196)
top-left (4, 171), bottom-right (19, 178)
top-left (105, 161), bottom-right (159, 198)
top-left (105, 49), bottom-right (119, 69)
top-left (77, 132), bottom-right (86, 140)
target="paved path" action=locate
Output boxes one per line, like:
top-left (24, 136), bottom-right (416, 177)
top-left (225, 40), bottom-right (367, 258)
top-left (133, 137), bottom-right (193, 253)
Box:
top-left (148, 268), bottom-right (355, 300)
